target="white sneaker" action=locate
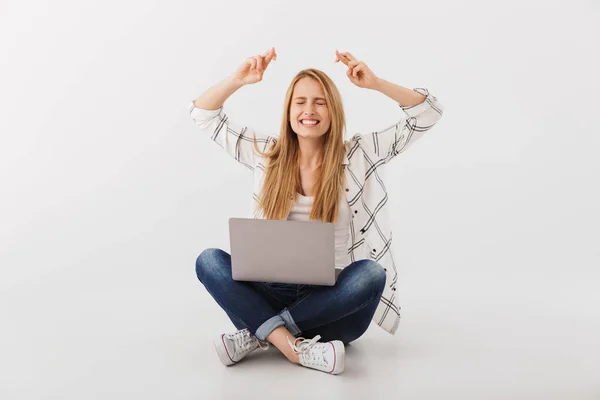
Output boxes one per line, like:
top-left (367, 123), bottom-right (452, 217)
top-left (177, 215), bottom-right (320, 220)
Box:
top-left (287, 335), bottom-right (345, 375)
top-left (214, 328), bottom-right (269, 366)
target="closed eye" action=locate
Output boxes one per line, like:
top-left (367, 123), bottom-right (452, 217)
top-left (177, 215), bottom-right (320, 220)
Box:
top-left (296, 102), bottom-right (326, 106)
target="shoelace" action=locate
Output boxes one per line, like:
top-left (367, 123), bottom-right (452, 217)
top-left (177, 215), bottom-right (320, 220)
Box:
top-left (257, 340), bottom-right (270, 350)
top-left (287, 335), bottom-right (328, 368)
top-left (229, 329), bottom-right (269, 357)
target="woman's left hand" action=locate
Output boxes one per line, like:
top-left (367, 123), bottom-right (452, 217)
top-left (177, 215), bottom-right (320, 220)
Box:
top-left (335, 50), bottom-right (380, 90)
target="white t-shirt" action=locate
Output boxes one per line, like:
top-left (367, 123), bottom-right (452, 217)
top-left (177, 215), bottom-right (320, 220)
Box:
top-left (286, 191), bottom-right (352, 270)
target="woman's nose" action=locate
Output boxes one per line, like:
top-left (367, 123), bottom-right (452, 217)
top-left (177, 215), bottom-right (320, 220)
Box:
top-left (304, 104), bottom-right (316, 114)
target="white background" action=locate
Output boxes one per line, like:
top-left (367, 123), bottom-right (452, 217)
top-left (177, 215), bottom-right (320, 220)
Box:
top-left (1, 0), bottom-right (599, 398)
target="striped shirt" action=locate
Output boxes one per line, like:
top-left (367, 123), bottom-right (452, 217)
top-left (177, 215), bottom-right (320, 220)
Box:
top-left (188, 87), bottom-right (444, 334)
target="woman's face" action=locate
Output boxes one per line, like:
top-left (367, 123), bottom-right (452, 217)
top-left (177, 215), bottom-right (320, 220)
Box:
top-left (289, 77), bottom-right (331, 139)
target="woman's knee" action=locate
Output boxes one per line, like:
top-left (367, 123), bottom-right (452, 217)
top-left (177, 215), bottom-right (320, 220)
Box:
top-left (195, 248), bottom-right (229, 282)
top-left (352, 259), bottom-right (387, 297)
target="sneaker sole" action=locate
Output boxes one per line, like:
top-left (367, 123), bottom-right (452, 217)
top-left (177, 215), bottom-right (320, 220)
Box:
top-left (213, 334), bottom-right (235, 366)
top-left (330, 341), bottom-right (345, 374)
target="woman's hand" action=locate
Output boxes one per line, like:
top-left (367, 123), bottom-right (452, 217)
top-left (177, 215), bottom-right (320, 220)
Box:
top-left (335, 50), bottom-right (380, 90)
top-left (232, 47), bottom-right (277, 86)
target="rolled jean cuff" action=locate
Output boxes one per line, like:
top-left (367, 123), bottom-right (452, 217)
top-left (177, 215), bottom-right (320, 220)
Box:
top-left (279, 308), bottom-right (301, 336)
top-left (255, 315), bottom-right (286, 342)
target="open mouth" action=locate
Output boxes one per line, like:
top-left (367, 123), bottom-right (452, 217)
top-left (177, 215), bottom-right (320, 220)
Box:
top-left (300, 119), bottom-right (320, 126)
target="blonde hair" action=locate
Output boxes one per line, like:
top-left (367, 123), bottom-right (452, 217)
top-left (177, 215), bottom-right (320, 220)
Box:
top-left (251, 68), bottom-right (347, 223)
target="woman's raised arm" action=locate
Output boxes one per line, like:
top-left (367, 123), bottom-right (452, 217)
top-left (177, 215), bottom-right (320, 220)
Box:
top-left (189, 48), bottom-right (278, 171)
top-left (335, 50), bottom-right (444, 165)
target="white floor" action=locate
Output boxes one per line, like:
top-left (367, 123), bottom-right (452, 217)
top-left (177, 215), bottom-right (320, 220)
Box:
top-left (1, 260), bottom-right (599, 400)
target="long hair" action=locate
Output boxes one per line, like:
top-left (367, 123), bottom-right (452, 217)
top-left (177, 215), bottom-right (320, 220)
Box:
top-left (251, 68), bottom-right (347, 223)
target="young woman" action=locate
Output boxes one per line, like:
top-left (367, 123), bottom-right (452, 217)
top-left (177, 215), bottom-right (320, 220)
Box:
top-left (190, 47), bottom-right (444, 375)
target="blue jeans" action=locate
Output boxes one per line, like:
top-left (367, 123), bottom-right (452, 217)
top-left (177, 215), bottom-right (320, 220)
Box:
top-left (195, 248), bottom-right (386, 344)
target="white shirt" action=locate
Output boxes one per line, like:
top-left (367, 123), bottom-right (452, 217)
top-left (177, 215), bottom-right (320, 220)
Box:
top-left (287, 191), bottom-right (352, 270)
top-left (187, 87), bottom-right (444, 335)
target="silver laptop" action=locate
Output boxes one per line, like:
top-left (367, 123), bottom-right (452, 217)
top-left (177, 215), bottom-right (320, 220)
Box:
top-left (228, 217), bottom-right (342, 286)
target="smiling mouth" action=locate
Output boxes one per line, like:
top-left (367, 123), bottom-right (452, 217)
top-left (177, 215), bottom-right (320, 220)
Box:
top-left (300, 119), bottom-right (320, 126)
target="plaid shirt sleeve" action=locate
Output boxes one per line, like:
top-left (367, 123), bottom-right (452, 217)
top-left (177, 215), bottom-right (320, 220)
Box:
top-left (188, 102), bottom-right (275, 171)
top-left (355, 88), bottom-right (444, 165)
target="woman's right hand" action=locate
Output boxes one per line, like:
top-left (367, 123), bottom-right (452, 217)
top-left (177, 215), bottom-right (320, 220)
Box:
top-left (232, 47), bottom-right (277, 86)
